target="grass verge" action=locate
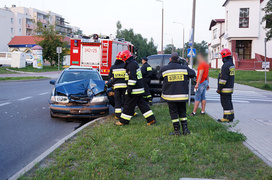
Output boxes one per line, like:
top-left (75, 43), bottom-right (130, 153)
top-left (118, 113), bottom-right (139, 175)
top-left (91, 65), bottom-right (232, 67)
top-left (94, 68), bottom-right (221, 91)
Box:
top-left (21, 104), bottom-right (272, 179)
top-left (0, 67), bottom-right (18, 74)
top-left (209, 69), bottom-right (272, 91)
top-left (6, 66), bottom-right (65, 73)
top-left (0, 76), bottom-right (48, 81)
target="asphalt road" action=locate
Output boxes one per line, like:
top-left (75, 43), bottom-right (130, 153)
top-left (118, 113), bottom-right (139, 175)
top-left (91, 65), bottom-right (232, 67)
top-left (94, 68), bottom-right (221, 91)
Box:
top-left (0, 79), bottom-right (112, 179)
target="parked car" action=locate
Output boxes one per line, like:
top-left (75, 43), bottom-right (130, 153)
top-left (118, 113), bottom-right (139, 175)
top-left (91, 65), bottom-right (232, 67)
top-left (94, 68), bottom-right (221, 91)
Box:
top-left (49, 66), bottom-right (109, 118)
top-left (25, 54), bottom-right (34, 66)
top-left (147, 54), bottom-right (196, 98)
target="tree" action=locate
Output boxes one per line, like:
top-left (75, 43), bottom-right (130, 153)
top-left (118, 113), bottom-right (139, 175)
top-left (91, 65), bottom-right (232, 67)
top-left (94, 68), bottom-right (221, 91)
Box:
top-left (116, 21), bottom-right (157, 62)
top-left (164, 44), bottom-right (176, 54)
top-left (35, 17), bottom-right (68, 66)
top-left (262, 0), bottom-right (272, 41)
top-left (184, 40), bottom-right (208, 63)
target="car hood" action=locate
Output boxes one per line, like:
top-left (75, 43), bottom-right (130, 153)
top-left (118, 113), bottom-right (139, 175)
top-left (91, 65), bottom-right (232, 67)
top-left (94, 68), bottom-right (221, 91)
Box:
top-left (55, 79), bottom-right (105, 102)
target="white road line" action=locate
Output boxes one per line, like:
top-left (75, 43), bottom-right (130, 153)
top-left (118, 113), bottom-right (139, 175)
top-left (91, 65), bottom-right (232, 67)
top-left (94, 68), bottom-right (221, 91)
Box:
top-left (18, 96), bottom-right (32, 101)
top-left (38, 92), bottom-right (49, 95)
top-left (0, 102), bottom-right (11, 107)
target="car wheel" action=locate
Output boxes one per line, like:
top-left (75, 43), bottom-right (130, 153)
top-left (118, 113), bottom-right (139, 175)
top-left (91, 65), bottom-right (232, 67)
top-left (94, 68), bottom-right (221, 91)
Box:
top-left (50, 109), bottom-right (57, 118)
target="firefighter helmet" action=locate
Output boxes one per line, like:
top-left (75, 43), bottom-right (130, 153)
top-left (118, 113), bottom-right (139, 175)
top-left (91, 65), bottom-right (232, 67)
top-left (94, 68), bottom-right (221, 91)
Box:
top-left (120, 50), bottom-right (132, 61)
top-left (116, 52), bottom-right (122, 60)
top-left (220, 48), bottom-right (232, 58)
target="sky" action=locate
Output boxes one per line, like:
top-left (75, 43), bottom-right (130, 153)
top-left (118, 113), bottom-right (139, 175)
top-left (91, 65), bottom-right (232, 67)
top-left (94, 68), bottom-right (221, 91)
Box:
top-left (0, 0), bottom-right (226, 50)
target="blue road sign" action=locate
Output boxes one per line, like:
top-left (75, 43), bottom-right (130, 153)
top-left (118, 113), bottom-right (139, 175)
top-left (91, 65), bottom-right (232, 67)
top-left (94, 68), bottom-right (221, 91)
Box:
top-left (187, 48), bottom-right (196, 57)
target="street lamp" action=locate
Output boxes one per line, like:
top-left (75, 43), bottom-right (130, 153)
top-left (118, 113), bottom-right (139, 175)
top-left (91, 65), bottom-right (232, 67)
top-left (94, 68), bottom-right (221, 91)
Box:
top-left (173, 22), bottom-right (185, 58)
top-left (156, 0), bottom-right (164, 54)
top-left (165, 33), bottom-right (174, 54)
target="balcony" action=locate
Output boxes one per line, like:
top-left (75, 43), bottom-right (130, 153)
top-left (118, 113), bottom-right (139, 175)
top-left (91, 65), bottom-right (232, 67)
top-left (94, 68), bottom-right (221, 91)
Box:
top-left (26, 24), bottom-right (34, 29)
top-left (38, 18), bottom-right (47, 24)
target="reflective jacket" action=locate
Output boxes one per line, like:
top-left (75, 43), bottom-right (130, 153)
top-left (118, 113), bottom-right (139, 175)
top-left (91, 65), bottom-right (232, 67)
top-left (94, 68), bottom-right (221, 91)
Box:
top-left (141, 62), bottom-right (152, 79)
top-left (217, 56), bottom-right (235, 94)
top-left (158, 60), bottom-right (196, 102)
top-left (108, 60), bottom-right (127, 89)
top-left (125, 57), bottom-right (145, 96)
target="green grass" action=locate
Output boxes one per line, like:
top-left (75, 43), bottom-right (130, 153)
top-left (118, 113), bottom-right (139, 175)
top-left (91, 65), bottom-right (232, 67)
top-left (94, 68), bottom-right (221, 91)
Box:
top-left (0, 76), bottom-right (48, 81)
top-left (6, 66), bottom-right (65, 73)
top-left (0, 67), bottom-right (18, 74)
top-left (21, 104), bottom-right (272, 180)
top-left (209, 69), bottom-right (272, 91)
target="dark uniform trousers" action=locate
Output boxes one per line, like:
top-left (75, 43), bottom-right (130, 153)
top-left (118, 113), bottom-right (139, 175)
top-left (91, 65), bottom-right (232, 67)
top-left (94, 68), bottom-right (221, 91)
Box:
top-left (143, 78), bottom-right (152, 102)
top-left (220, 94), bottom-right (234, 120)
top-left (120, 95), bottom-right (155, 124)
top-left (167, 102), bottom-right (187, 129)
top-left (114, 88), bottom-right (126, 118)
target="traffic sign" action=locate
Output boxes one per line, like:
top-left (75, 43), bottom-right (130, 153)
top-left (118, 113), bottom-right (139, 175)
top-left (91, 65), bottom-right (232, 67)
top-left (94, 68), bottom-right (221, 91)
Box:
top-left (187, 48), bottom-right (196, 57)
top-left (56, 47), bottom-right (62, 54)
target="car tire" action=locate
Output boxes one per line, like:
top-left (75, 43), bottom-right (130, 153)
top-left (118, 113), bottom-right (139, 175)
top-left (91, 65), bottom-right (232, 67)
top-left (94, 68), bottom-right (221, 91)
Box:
top-left (50, 109), bottom-right (57, 118)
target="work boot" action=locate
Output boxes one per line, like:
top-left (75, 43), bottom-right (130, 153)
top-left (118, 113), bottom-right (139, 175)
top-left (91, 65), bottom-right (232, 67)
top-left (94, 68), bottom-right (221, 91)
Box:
top-left (134, 112), bottom-right (139, 117)
top-left (147, 119), bottom-right (156, 126)
top-left (115, 116), bottom-right (119, 120)
top-left (181, 121), bottom-right (191, 136)
top-left (114, 121), bottom-right (127, 126)
top-left (169, 129), bottom-right (182, 136)
top-left (217, 118), bottom-right (233, 123)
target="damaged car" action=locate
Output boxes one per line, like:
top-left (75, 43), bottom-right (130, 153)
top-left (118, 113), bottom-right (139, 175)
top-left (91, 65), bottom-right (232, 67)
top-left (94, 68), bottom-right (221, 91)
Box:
top-left (49, 66), bottom-right (109, 118)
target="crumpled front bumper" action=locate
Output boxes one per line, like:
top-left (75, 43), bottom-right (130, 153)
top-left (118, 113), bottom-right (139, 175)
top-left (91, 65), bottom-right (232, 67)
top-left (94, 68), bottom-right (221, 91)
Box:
top-left (49, 102), bottom-right (109, 118)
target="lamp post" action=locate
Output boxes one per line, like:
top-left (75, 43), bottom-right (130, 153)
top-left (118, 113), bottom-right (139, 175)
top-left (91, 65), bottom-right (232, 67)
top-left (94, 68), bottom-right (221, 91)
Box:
top-left (173, 22), bottom-right (185, 58)
top-left (156, 0), bottom-right (164, 54)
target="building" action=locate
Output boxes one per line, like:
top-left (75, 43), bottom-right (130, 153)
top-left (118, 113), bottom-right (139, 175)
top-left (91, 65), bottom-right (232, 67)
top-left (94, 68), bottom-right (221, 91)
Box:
top-left (209, 0), bottom-right (272, 70)
top-left (0, 5), bottom-right (82, 52)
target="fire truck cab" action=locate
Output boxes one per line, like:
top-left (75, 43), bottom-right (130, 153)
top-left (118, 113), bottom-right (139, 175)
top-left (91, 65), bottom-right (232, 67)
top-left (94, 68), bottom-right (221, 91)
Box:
top-left (70, 36), bottom-right (134, 78)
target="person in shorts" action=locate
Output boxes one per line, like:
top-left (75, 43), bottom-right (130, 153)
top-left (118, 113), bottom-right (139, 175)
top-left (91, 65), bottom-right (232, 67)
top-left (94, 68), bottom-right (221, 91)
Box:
top-left (190, 53), bottom-right (209, 116)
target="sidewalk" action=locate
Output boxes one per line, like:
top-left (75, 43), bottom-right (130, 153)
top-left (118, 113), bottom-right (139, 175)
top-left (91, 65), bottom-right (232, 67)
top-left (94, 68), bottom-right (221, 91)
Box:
top-left (0, 71), bottom-right (60, 79)
top-left (205, 78), bottom-right (272, 166)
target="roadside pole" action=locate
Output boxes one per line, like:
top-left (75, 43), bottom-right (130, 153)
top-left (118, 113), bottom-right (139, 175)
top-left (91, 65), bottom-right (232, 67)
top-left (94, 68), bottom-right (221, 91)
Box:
top-left (56, 47), bottom-right (62, 74)
top-left (188, 0), bottom-right (196, 106)
top-left (265, 38), bottom-right (267, 84)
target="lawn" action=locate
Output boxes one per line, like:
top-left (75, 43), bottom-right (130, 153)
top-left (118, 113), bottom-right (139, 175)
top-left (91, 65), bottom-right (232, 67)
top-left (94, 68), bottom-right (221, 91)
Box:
top-left (0, 76), bottom-right (48, 81)
top-left (209, 69), bottom-right (272, 91)
top-left (21, 104), bottom-right (272, 180)
top-left (6, 66), bottom-right (65, 73)
top-left (0, 67), bottom-right (18, 74)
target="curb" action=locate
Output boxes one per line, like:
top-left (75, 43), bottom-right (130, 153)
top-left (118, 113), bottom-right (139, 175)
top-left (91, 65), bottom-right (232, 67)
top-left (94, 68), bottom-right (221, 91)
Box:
top-left (205, 112), bottom-right (272, 167)
top-left (9, 116), bottom-right (109, 180)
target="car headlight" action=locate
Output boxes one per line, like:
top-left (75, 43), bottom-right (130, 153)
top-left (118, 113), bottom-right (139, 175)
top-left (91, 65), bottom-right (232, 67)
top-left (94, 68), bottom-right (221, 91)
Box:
top-left (91, 96), bottom-right (108, 103)
top-left (51, 96), bottom-right (69, 103)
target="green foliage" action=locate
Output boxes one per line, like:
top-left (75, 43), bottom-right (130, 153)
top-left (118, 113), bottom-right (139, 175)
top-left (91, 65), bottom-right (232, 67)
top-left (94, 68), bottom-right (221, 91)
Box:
top-left (0, 76), bottom-right (48, 81)
top-left (116, 21), bottom-right (157, 62)
top-left (184, 40), bottom-right (208, 58)
top-left (35, 17), bottom-right (69, 67)
top-left (7, 66), bottom-right (64, 72)
top-left (262, 0), bottom-right (272, 41)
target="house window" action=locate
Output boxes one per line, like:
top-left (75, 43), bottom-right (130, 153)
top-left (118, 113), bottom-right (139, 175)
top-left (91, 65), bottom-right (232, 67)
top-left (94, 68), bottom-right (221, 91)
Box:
top-left (19, 19), bottom-right (21, 24)
top-left (11, 28), bottom-right (14, 33)
top-left (239, 8), bottom-right (249, 28)
top-left (213, 29), bottom-right (217, 39)
top-left (11, 18), bottom-right (13, 24)
top-left (19, 28), bottom-right (22, 34)
top-left (235, 40), bottom-right (252, 59)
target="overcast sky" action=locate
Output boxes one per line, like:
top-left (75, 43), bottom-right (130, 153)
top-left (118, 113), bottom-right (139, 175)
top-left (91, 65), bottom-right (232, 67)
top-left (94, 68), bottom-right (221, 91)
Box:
top-left (1, 0), bottom-right (226, 49)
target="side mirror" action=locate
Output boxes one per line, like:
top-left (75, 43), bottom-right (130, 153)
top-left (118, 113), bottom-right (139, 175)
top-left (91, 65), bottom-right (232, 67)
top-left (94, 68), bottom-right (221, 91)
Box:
top-left (50, 80), bottom-right (56, 85)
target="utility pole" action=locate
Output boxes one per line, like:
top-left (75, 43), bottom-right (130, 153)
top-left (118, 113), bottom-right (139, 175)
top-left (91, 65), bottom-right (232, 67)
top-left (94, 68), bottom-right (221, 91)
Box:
top-left (156, 0), bottom-right (164, 54)
top-left (188, 0), bottom-right (196, 106)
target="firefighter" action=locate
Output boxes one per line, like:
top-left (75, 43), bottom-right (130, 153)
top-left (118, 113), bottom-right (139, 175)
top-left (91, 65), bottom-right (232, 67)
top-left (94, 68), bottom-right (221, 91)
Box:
top-left (217, 48), bottom-right (235, 122)
top-left (115, 50), bottom-right (156, 126)
top-left (108, 52), bottom-right (127, 119)
top-left (141, 57), bottom-right (152, 104)
top-left (158, 53), bottom-right (196, 135)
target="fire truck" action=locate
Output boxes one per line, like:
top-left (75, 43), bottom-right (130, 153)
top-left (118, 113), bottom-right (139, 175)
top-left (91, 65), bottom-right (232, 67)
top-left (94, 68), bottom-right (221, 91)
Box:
top-left (70, 35), bottom-right (134, 78)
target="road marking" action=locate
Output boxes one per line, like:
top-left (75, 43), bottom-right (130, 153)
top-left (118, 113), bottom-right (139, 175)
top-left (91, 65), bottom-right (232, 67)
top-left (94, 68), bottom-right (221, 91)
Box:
top-left (0, 102), bottom-right (11, 107)
top-left (207, 98), bottom-right (249, 103)
top-left (38, 92), bottom-right (49, 95)
top-left (19, 96), bottom-right (32, 101)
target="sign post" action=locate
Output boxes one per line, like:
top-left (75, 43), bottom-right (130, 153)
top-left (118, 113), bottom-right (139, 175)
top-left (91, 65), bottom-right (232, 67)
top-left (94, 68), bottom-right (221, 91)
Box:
top-left (56, 47), bottom-right (62, 74)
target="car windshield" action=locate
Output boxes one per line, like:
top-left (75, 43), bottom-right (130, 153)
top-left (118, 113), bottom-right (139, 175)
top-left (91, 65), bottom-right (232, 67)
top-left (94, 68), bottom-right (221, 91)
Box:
top-left (58, 71), bottom-right (101, 83)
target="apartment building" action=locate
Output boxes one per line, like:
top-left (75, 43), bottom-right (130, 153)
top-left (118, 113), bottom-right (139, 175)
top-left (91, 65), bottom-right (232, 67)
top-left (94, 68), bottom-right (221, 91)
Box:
top-left (0, 5), bottom-right (82, 52)
top-left (208, 0), bottom-right (272, 70)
